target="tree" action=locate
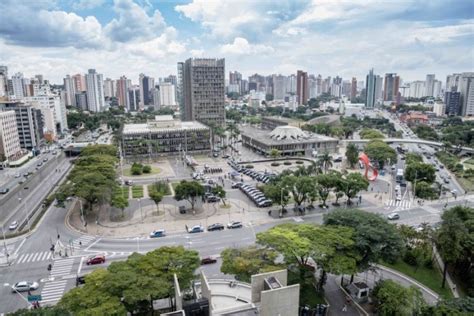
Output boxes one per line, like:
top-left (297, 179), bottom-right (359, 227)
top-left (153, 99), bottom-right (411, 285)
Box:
top-left (341, 173), bottom-right (369, 205)
top-left (269, 148), bottom-right (281, 159)
top-left (404, 162), bottom-right (436, 184)
top-left (359, 128), bottom-right (385, 139)
top-left (262, 183), bottom-right (290, 213)
top-left (131, 162), bottom-right (143, 175)
top-left (80, 144), bottom-right (117, 157)
top-left (405, 152), bottom-right (423, 165)
top-left (423, 297), bottom-right (474, 315)
top-left (364, 140), bottom-right (397, 169)
top-left (345, 143), bottom-right (359, 168)
top-left (58, 246), bottom-right (199, 315)
top-left (281, 175), bottom-right (315, 207)
top-left (220, 246), bottom-right (282, 282)
top-left (317, 152), bottom-right (333, 173)
top-left (323, 209), bottom-right (404, 272)
top-left (372, 279), bottom-right (425, 316)
top-left (257, 223), bottom-right (358, 284)
top-left (415, 181), bottom-right (438, 199)
top-left (8, 307), bottom-right (71, 316)
top-left (174, 180), bottom-right (205, 210)
top-left (315, 173), bottom-right (339, 207)
top-left (111, 194), bottom-right (128, 217)
top-left (414, 125), bottom-right (439, 141)
top-left (212, 185), bottom-right (226, 205)
top-left (149, 190), bottom-right (163, 212)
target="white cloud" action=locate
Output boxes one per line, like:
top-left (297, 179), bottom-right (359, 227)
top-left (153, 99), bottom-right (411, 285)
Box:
top-left (220, 37), bottom-right (274, 55)
top-left (190, 49), bottom-right (204, 57)
top-left (73, 0), bottom-right (106, 10)
top-left (104, 0), bottom-right (167, 42)
top-left (407, 20), bottom-right (474, 43)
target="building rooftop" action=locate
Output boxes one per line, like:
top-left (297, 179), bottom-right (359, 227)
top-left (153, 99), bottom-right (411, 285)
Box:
top-left (241, 125), bottom-right (337, 145)
top-left (123, 119), bottom-right (209, 135)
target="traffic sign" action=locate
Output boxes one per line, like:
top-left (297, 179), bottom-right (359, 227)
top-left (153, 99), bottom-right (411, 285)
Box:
top-left (28, 295), bottom-right (42, 302)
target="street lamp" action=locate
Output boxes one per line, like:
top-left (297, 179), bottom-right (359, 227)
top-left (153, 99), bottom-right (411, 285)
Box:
top-left (3, 283), bottom-right (32, 308)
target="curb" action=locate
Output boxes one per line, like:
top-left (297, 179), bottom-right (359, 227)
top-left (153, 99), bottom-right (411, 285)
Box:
top-left (376, 264), bottom-right (440, 300)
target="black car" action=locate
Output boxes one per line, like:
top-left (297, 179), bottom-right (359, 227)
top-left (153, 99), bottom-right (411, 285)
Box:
top-left (207, 223), bottom-right (225, 231)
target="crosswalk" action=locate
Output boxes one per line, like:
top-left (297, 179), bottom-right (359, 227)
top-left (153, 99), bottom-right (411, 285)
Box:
top-left (72, 235), bottom-right (96, 249)
top-left (50, 258), bottom-right (74, 277)
top-left (15, 251), bottom-right (52, 264)
top-left (385, 199), bottom-right (412, 210)
top-left (40, 280), bottom-right (68, 304)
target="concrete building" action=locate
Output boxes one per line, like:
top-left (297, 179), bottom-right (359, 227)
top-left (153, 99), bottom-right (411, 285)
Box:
top-left (384, 73), bottom-right (400, 102)
top-left (116, 76), bottom-right (131, 108)
top-left (433, 103), bottom-right (446, 117)
top-left (75, 92), bottom-right (88, 110)
top-left (0, 101), bottom-right (44, 152)
top-left (63, 75), bottom-right (76, 106)
top-left (121, 115), bottom-right (210, 158)
top-left (23, 94), bottom-right (68, 134)
top-left (182, 58), bottom-right (226, 127)
top-left (425, 74), bottom-right (435, 97)
top-left (0, 110), bottom-right (23, 163)
top-left (139, 73), bottom-right (154, 109)
top-left (127, 85), bottom-right (140, 112)
top-left (272, 74), bottom-right (286, 101)
top-left (444, 91), bottom-right (461, 116)
top-left (72, 74), bottom-right (86, 92)
top-left (0, 66), bottom-right (8, 98)
top-left (351, 77), bottom-right (357, 100)
top-left (241, 125), bottom-right (338, 156)
top-left (446, 73), bottom-right (462, 92)
top-left (296, 70), bottom-right (308, 105)
top-left (365, 69), bottom-right (376, 108)
top-left (374, 75), bottom-right (383, 102)
top-left (459, 72), bottom-right (474, 116)
top-left (177, 62), bottom-right (184, 119)
top-left (433, 80), bottom-right (442, 98)
top-left (409, 81), bottom-right (425, 98)
top-left (159, 82), bottom-right (176, 107)
top-left (10, 72), bottom-right (25, 100)
top-left (103, 78), bottom-right (115, 98)
top-left (85, 69), bottom-right (105, 112)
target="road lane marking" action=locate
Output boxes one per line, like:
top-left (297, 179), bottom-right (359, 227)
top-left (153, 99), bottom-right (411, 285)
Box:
top-left (77, 256), bottom-right (84, 275)
top-left (84, 237), bottom-right (102, 251)
top-left (13, 238), bottom-right (27, 255)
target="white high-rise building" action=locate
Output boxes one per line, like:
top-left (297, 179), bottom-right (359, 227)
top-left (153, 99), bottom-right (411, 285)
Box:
top-left (159, 82), bottom-right (176, 107)
top-left (11, 72), bottom-right (25, 100)
top-left (0, 110), bottom-right (22, 162)
top-left (460, 72), bottom-right (474, 116)
top-left (286, 74), bottom-right (296, 94)
top-left (446, 73), bottom-right (462, 92)
top-left (103, 78), bottom-right (115, 98)
top-left (139, 73), bottom-right (154, 108)
top-left (0, 66), bottom-right (8, 97)
top-left (374, 76), bottom-right (383, 102)
top-left (24, 95), bottom-right (68, 133)
top-left (272, 75), bottom-right (286, 101)
top-left (425, 74), bottom-right (435, 97)
top-left (433, 103), bottom-right (446, 117)
top-left (409, 81), bottom-right (425, 98)
top-left (433, 80), bottom-right (442, 98)
top-left (63, 75), bottom-right (76, 106)
top-left (85, 69), bottom-right (105, 112)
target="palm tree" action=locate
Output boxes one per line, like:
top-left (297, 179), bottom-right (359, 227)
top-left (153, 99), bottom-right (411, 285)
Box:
top-left (317, 152), bottom-right (333, 173)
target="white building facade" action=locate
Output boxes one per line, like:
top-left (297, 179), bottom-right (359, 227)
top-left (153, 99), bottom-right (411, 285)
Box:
top-left (85, 69), bottom-right (105, 112)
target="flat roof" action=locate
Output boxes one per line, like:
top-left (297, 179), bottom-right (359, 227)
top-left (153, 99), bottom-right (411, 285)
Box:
top-left (241, 125), bottom-right (338, 145)
top-left (123, 120), bottom-right (209, 134)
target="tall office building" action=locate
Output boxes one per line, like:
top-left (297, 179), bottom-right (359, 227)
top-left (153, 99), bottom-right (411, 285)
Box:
top-left (229, 71), bottom-right (242, 85)
top-left (177, 62), bottom-right (184, 118)
top-left (127, 85), bottom-right (140, 112)
top-left (296, 70), bottom-right (308, 105)
top-left (11, 73), bottom-right (25, 100)
top-left (425, 74), bottom-right (435, 97)
top-left (0, 66), bottom-right (8, 98)
top-left (116, 76), bottom-right (131, 108)
top-left (384, 73), bottom-right (400, 102)
top-left (139, 74), bottom-right (154, 109)
top-left (309, 76), bottom-right (318, 99)
top-left (85, 69), bottom-right (105, 112)
top-left (351, 77), bottom-right (357, 100)
top-left (72, 74), bottom-right (86, 92)
top-left (286, 74), bottom-right (296, 94)
top-left (75, 92), bottom-right (88, 110)
top-left (459, 72), bottom-right (474, 116)
top-left (159, 82), bottom-right (176, 107)
top-left (63, 75), bottom-right (76, 106)
top-left (0, 110), bottom-right (22, 162)
top-left (444, 90), bottom-right (461, 116)
top-left (433, 80), bottom-right (442, 98)
top-left (365, 69), bottom-right (376, 108)
top-left (273, 75), bottom-right (286, 101)
top-left (446, 73), bottom-right (462, 92)
top-left (103, 78), bottom-right (115, 98)
top-left (409, 81), bottom-right (425, 98)
top-left (183, 58), bottom-right (226, 127)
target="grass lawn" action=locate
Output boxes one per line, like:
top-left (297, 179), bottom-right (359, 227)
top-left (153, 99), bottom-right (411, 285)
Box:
top-left (113, 186), bottom-right (129, 199)
top-left (464, 158), bottom-right (474, 165)
top-left (382, 260), bottom-right (453, 299)
top-left (457, 177), bottom-right (474, 192)
top-left (131, 185), bottom-right (144, 199)
top-left (123, 166), bottom-right (161, 177)
top-left (147, 181), bottom-right (171, 196)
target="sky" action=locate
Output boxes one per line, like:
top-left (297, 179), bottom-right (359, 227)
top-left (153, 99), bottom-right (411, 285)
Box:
top-left (0, 0), bottom-right (473, 84)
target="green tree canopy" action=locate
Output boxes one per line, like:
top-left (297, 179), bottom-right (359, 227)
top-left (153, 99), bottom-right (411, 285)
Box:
top-left (80, 144), bottom-right (118, 157)
top-left (404, 162), bottom-right (436, 184)
top-left (364, 140), bottom-right (397, 169)
top-left (372, 279), bottom-right (425, 316)
top-left (340, 173), bottom-right (369, 204)
top-left (323, 209), bottom-right (404, 271)
top-left (345, 143), bottom-right (359, 168)
top-left (281, 175), bottom-right (316, 206)
top-left (359, 128), bottom-right (385, 139)
top-left (174, 180), bottom-right (205, 210)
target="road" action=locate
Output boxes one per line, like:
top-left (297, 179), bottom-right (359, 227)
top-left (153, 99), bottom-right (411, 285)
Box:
top-left (1, 190), bottom-right (472, 314)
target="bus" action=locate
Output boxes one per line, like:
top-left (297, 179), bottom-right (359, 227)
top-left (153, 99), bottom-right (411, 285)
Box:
top-left (396, 169), bottom-right (404, 183)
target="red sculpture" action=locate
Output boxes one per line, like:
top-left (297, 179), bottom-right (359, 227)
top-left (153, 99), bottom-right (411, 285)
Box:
top-left (358, 152), bottom-right (378, 181)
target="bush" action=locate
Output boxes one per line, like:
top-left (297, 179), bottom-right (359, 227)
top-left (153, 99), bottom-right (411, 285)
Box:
top-left (295, 161), bottom-right (304, 164)
top-left (283, 161), bottom-right (292, 166)
top-left (131, 163), bottom-right (143, 175)
top-left (271, 162), bottom-right (280, 167)
top-left (245, 165), bottom-right (254, 169)
top-left (142, 165), bottom-right (152, 173)
top-left (403, 250), bottom-right (417, 266)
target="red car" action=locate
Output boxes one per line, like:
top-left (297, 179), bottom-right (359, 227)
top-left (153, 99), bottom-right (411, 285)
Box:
top-left (200, 257), bottom-right (217, 265)
top-left (86, 254), bottom-right (105, 265)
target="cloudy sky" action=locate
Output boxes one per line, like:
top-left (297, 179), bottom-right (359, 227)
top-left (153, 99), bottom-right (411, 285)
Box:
top-left (1, 0), bottom-right (473, 84)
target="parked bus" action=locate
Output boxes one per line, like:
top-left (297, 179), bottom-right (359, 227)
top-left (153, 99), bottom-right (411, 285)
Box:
top-left (396, 169), bottom-right (404, 183)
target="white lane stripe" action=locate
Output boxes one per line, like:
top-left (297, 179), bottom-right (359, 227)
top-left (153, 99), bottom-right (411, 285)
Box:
top-left (54, 258), bottom-right (74, 263)
top-left (46, 252), bottom-right (52, 260)
top-left (29, 253), bottom-right (38, 262)
top-left (23, 253), bottom-right (32, 263)
top-left (41, 252), bottom-right (49, 261)
top-left (51, 268), bottom-right (72, 274)
top-left (16, 254), bottom-right (26, 264)
top-left (43, 280), bottom-right (67, 286)
top-left (41, 289), bottom-right (66, 295)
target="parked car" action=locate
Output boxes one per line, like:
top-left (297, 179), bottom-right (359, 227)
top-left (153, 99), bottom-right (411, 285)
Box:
top-left (206, 195), bottom-right (220, 203)
top-left (36, 162), bottom-right (43, 167)
top-left (179, 206), bottom-right (187, 214)
top-left (231, 182), bottom-right (242, 189)
top-left (201, 257), bottom-right (217, 265)
top-left (222, 154), bottom-right (230, 159)
top-left (86, 254), bottom-right (105, 265)
top-left (9, 221), bottom-right (18, 230)
top-left (12, 281), bottom-right (39, 293)
top-left (227, 221), bottom-right (243, 229)
top-left (125, 180), bottom-right (133, 186)
top-left (207, 223), bottom-right (225, 231)
top-left (43, 158), bottom-right (48, 162)
top-left (149, 229), bottom-right (165, 238)
top-left (14, 173), bottom-right (21, 178)
top-left (187, 225), bottom-right (204, 233)
top-left (387, 212), bottom-right (400, 220)
top-left (0, 188), bottom-right (9, 194)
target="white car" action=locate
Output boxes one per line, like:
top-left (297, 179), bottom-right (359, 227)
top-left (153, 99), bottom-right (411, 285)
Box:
top-left (14, 173), bottom-right (20, 178)
top-left (9, 221), bottom-right (19, 230)
top-left (387, 212), bottom-right (400, 220)
top-left (12, 281), bottom-right (39, 292)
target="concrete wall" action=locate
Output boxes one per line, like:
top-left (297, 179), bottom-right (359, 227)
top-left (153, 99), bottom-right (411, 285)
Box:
top-left (260, 284), bottom-right (300, 316)
top-left (200, 271), bottom-right (212, 310)
top-left (250, 270), bottom-right (288, 303)
top-left (173, 274), bottom-right (183, 311)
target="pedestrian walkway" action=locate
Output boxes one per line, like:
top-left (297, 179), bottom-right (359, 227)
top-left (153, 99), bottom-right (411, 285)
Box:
top-left (14, 251), bottom-right (52, 264)
top-left (71, 235), bottom-right (95, 249)
top-left (40, 279), bottom-right (68, 304)
top-left (50, 258), bottom-right (74, 278)
top-left (385, 199), bottom-right (411, 210)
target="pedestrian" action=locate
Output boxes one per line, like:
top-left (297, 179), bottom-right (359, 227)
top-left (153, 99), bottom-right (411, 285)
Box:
top-left (79, 241), bottom-right (82, 247)
top-left (342, 304), bottom-right (347, 312)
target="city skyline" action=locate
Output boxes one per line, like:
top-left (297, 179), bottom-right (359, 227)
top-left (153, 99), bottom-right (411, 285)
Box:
top-left (0, 0), bottom-right (473, 83)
